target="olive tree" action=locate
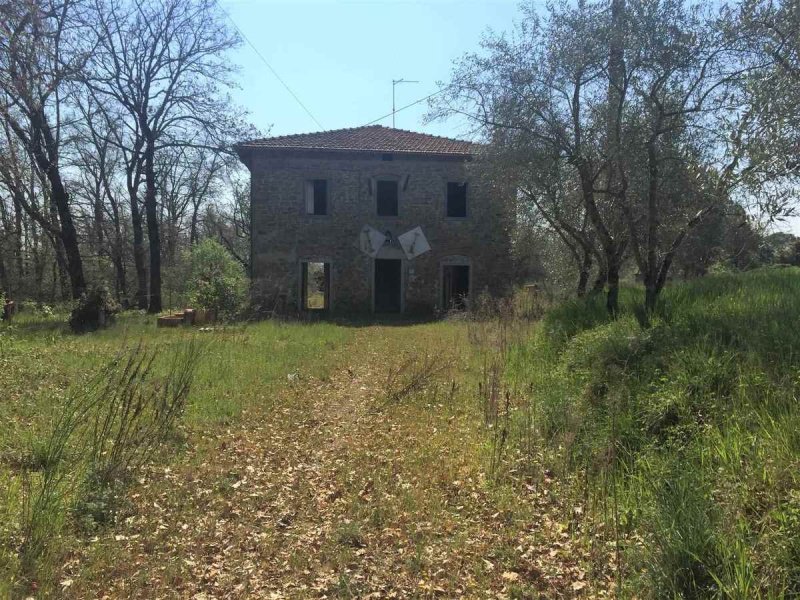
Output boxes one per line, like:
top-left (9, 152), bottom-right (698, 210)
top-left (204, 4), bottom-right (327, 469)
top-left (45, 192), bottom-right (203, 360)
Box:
top-left (432, 0), bottom-right (778, 313)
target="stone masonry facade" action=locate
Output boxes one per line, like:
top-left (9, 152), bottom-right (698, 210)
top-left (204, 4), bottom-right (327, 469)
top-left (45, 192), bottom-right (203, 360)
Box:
top-left (237, 127), bottom-right (512, 315)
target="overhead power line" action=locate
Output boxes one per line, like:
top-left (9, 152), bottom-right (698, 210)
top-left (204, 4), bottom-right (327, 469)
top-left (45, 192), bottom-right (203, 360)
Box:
top-left (217, 4), bottom-right (324, 130)
top-left (364, 87), bottom-right (449, 127)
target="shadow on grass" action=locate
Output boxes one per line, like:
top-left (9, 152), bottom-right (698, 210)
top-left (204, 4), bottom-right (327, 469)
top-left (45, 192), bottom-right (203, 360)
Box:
top-left (1, 318), bottom-right (67, 336)
top-left (261, 309), bottom-right (444, 328)
top-left (327, 313), bottom-right (440, 328)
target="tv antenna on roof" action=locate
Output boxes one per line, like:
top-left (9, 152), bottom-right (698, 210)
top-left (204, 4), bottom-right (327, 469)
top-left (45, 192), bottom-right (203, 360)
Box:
top-left (392, 79), bottom-right (419, 128)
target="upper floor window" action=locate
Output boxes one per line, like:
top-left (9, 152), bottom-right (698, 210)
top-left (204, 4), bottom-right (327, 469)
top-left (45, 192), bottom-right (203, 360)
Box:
top-left (377, 180), bottom-right (399, 216)
top-left (446, 182), bottom-right (467, 218)
top-left (305, 179), bottom-right (328, 215)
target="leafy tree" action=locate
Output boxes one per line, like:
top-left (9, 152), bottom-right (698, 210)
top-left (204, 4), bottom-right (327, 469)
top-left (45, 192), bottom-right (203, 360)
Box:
top-left (431, 1), bottom-right (628, 312)
top-left (479, 141), bottom-right (603, 297)
top-left (432, 0), bottom-right (785, 313)
top-left (186, 239), bottom-right (247, 320)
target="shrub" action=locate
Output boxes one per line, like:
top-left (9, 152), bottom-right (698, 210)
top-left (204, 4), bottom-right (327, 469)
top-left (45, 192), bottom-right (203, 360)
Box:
top-left (69, 285), bottom-right (120, 332)
top-left (186, 239), bottom-right (248, 321)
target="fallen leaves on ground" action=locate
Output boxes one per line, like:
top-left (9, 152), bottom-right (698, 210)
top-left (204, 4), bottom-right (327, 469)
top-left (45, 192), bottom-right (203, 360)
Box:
top-left (60, 326), bottom-right (615, 599)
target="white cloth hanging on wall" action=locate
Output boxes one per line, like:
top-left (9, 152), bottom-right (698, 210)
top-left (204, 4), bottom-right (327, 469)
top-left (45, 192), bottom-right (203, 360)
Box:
top-left (356, 225), bottom-right (387, 258)
top-left (398, 226), bottom-right (431, 259)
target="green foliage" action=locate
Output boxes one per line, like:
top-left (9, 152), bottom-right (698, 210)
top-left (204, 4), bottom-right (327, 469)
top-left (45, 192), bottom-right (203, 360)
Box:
top-left (762, 233), bottom-right (800, 267)
top-left (186, 239), bottom-right (248, 320)
top-left (504, 267), bottom-right (800, 597)
top-left (69, 285), bottom-right (121, 333)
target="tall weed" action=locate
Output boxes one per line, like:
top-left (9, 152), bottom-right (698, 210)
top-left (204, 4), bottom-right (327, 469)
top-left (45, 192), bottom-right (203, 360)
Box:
top-left (16, 340), bottom-right (203, 586)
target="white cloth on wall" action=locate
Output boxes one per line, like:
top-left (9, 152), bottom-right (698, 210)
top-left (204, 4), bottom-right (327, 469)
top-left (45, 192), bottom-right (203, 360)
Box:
top-left (356, 225), bottom-right (387, 258)
top-left (398, 226), bottom-right (431, 259)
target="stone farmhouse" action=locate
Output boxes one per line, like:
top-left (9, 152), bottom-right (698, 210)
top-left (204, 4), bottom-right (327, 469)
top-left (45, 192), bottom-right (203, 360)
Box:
top-left (235, 125), bottom-right (511, 315)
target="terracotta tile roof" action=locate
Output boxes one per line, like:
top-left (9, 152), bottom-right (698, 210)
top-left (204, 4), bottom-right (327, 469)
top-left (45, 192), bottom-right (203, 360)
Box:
top-left (237, 125), bottom-right (474, 157)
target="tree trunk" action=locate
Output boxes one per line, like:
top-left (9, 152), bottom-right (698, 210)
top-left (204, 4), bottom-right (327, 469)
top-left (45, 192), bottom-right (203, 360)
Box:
top-left (606, 261), bottom-right (621, 316)
top-left (577, 248), bottom-right (593, 297)
top-left (13, 189), bottom-right (25, 291)
top-left (605, 0), bottom-right (626, 316)
top-left (644, 284), bottom-right (658, 312)
top-left (110, 209), bottom-right (127, 303)
top-left (31, 220), bottom-right (45, 300)
top-left (47, 178), bottom-right (85, 299)
top-left (0, 246), bottom-right (7, 296)
top-left (579, 168), bottom-right (622, 314)
top-left (190, 200), bottom-right (200, 245)
top-left (128, 191), bottom-right (148, 309)
top-left (112, 251), bottom-right (126, 303)
top-left (94, 192), bottom-right (105, 275)
top-left (591, 259), bottom-right (607, 295)
top-left (143, 136), bottom-right (161, 313)
top-left (51, 235), bottom-right (70, 301)
top-left (643, 135), bottom-right (660, 314)
top-left (31, 111), bottom-right (86, 299)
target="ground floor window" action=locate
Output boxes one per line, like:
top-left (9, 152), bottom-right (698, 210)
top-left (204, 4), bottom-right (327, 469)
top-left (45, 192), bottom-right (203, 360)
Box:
top-left (442, 264), bottom-right (470, 310)
top-left (301, 261), bottom-right (330, 310)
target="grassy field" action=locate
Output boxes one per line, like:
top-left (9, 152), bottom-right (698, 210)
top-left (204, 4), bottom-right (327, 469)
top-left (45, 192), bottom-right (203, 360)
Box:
top-left (500, 266), bottom-right (800, 597)
top-left (0, 313), bottom-right (352, 596)
top-left (2, 267), bottom-right (799, 598)
top-left (2, 308), bottom-right (602, 598)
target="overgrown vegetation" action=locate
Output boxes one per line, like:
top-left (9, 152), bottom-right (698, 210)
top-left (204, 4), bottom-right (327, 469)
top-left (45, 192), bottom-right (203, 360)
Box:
top-left (185, 239), bottom-right (249, 320)
top-left (483, 267), bottom-right (800, 597)
top-left (13, 341), bottom-right (202, 589)
top-left (0, 312), bottom-right (351, 596)
top-left (6, 270), bottom-right (797, 597)
top-left (68, 285), bottom-right (121, 332)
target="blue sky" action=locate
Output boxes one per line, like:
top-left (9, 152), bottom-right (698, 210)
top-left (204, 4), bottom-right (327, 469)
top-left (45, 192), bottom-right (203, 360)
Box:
top-left (221, 0), bottom-right (523, 139)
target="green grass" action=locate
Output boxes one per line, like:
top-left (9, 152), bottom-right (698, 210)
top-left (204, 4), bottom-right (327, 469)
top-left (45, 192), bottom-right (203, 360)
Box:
top-left (503, 266), bottom-right (800, 598)
top-left (0, 310), bottom-right (351, 437)
top-left (0, 310), bottom-right (351, 595)
top-left (4, 268), bottom-right (799, 597)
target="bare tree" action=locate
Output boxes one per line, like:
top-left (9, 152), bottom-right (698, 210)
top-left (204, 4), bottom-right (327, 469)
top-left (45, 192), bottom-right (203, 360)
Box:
top-left (203, 167), bottom-right (250, 272)
top-left (157, 145), bottom-right (225, 265)
top-left (87, 0), bottom-right (244, 312)
top-left (73, 94), bottom-right (130, 299)
top-left (0, 0), bottom-right (91, 298)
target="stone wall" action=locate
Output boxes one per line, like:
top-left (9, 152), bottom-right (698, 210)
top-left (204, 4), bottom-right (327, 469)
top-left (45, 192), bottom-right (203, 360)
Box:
top-left (247, 150), bottom-right (512, 314)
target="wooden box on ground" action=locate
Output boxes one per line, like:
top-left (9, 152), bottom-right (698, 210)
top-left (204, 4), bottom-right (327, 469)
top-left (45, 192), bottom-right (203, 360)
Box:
top-left (156, 308), bottom-right (215, 328)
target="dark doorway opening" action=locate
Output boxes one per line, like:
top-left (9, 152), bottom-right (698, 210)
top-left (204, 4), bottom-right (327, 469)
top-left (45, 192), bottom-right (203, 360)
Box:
top-left (374, 259), bottom-right (402, 313)
top-left (301, 262), bottom-right (330, 311)
top-left (443, 265), bottom-right (470, 310)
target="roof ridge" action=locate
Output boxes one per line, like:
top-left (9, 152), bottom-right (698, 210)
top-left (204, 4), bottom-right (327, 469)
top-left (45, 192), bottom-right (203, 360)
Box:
top-left (244, 124), bottom-right (472, 146)
top-left (364, 124), bottom-right (472, 144)
top-left (237, 125), bottom-right (474, 157)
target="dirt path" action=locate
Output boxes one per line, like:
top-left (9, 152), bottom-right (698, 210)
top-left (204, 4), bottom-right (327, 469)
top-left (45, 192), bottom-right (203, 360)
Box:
top-left (63, 325), bottom-right (607, 599)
